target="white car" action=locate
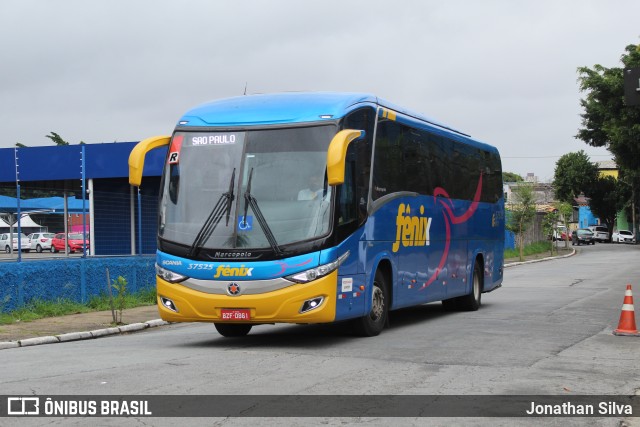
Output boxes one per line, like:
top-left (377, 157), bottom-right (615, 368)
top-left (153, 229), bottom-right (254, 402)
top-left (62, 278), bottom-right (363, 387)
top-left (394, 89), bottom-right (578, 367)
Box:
top-left (28, 232), bottom-right (55, 253)
top-left (612, 230), bottom-right (635, 243)
top-left (0, 232), bottom-right (31, 253)
top-left (588, 225), bottom-right (609, 242)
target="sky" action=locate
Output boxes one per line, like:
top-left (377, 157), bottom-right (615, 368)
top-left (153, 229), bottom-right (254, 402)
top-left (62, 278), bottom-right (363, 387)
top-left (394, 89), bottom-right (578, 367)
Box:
top-left (1, 0), bottom-right (638, 183)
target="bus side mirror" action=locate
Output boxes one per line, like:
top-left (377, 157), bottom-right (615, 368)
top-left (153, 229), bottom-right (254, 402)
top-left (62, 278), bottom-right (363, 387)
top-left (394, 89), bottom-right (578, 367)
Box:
top-left (326, 130), bottom-right (365, 186)
top-left (128, 135), bottom-right (171, 186)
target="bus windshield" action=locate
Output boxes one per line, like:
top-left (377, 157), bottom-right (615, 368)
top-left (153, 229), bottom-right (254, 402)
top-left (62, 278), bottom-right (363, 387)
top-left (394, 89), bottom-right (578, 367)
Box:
top-left (159, 124), bottom-right (337, 254)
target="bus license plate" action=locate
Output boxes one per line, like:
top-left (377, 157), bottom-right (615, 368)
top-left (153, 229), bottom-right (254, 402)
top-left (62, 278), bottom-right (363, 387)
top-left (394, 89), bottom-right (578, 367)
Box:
top-left (220, 309), bottom-right (251, 321)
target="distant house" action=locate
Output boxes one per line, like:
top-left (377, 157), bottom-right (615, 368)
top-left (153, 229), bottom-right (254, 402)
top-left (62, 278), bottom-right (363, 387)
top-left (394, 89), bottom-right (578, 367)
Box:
top-left (576, 160), bottom-right (631, 232)
top-left (504, 175), bottom-right (557, 247)
top-left (574, 193), bottom-right (597, 229)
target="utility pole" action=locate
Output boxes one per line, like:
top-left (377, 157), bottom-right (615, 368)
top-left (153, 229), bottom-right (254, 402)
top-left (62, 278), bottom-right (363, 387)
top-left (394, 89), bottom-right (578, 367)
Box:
top-left (623, 68), bottom-right (640, 243)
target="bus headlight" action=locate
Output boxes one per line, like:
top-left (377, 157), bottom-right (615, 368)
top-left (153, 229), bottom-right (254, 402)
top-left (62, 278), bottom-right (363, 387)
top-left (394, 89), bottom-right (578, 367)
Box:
top-left (155, 264), bottom-right (188, 283)
top-left (285, 251), bottom-right (349, 283)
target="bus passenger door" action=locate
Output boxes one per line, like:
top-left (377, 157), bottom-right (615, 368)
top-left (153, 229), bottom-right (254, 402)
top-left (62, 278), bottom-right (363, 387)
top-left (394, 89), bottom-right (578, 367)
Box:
top-left (334, 147), bottom-right (368, 320)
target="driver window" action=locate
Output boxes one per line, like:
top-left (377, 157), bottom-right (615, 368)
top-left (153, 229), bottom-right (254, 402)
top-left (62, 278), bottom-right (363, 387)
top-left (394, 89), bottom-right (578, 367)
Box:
top-left (338, 151), bottom-right (357, 226)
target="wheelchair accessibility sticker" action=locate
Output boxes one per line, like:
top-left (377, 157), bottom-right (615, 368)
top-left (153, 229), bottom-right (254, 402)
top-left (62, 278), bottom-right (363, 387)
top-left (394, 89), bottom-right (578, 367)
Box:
top-left (238, 216), bottom-right (253, 231)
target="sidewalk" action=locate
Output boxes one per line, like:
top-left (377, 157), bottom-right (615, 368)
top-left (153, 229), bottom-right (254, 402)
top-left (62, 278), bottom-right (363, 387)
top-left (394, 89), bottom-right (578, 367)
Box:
top-left (0, 248), bottom-right (575, 347)
top-left (0, 305), bottom-right (165, 348)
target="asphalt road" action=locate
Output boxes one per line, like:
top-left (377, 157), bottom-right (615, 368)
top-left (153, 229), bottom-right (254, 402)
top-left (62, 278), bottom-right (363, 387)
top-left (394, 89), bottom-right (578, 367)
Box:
top-left (1, 243), bottom-right (639, 426)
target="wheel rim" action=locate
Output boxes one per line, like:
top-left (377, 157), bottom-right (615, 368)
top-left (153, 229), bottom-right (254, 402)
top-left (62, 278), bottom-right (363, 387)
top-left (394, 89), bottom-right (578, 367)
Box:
top-left (370, 284), bottom-right (385, 321)
top-left (473, 270), bottom-right (481, 301)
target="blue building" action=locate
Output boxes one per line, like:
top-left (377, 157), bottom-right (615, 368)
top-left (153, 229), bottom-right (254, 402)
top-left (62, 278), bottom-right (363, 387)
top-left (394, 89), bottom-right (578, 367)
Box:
top-left (0, 142), bottom-right (168, 311)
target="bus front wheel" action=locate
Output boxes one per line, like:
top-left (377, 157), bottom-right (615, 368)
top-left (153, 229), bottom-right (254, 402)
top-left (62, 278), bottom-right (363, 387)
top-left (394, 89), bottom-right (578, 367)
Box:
top-left (353, 270), bottom-right (388, 337)
top-left (214, 323), bottom-right (252, 337)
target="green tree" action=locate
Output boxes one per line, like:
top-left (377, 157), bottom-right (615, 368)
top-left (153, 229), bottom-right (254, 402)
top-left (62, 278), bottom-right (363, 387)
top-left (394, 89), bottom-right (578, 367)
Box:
top-left (542, 210), bottom-right (560, 256)
top-left (576, 42), bottom-right (640, 235)
top-left (577, 44), bottom-right (640, 175)
top-left (553, 151), bottom-right (599, 203)
top-left (588, 176), bottom-right (628, 240)
top-left (503, 171), bottom-right (523, 182)
top-left (556, 201), bottom-right (573, 249)
top-left (506, 182), bottom-right (536, 262)
top-left (45, 131), bottom-right (70, 146)
top-left (15, 142), bottom-right (27, 148)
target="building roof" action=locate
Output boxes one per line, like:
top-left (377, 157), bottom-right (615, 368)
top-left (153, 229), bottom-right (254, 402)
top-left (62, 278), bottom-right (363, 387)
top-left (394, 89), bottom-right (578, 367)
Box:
top-left (0, 142), bottom-right (167, 183)
top-left (574, 194), bottom-right (590, 206)
top-left (596, 160), bottom-right (617, 170)
top-left (0, 195), bottom-right (88, 214)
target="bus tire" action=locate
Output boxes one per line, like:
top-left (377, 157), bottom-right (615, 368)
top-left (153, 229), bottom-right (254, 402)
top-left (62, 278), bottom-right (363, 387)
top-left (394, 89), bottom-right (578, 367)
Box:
top-left (214, 323), bottom-right (252, 337)
top-left (442, 260), bottom-right (482, 311)
top-left (353, 270), bottom-right (388, 337)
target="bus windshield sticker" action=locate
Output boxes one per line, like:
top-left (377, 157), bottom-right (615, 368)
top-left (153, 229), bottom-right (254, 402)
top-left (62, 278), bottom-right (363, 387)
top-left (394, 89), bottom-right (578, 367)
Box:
top-left (190, 134), bottom-right (237, 146)
top-left (168, 135), bottom-right (183, 164)
top-left (238, 215), bottom-right (253, 232)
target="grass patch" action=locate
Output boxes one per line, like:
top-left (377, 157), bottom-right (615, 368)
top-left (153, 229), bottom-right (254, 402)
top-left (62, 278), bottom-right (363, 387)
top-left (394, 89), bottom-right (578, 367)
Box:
top-left (86, 287), bottom-right (156, 311)
top-left (0, 287), bottom-right (156, 326)
top-left (504, 240), bottom-right (559, 259)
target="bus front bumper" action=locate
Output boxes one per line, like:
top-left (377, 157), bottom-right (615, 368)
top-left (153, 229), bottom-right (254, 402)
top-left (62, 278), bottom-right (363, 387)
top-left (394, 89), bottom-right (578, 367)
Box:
top-left (156, 271), bottom-right (337, 324)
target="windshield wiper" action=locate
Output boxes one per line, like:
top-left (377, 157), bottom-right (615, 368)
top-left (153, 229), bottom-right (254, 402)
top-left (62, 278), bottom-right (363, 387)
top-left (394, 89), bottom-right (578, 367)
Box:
top-left (187, 168), bottom-right (235, 258)
top-left (242, 168), bottom-right (283, 257)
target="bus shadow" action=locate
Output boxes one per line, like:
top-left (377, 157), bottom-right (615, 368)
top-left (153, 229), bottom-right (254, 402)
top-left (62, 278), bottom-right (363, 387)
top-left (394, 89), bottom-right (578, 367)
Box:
top-left (387, 302), bottom-right (451, 330)
top-left (186, 301), bottom-right (489, 349)
top-left (187, 321), bottom-right (356, 349)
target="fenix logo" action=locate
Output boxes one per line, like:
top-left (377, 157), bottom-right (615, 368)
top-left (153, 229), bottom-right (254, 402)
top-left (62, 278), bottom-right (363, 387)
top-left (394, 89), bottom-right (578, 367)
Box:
top-left (214, 265), bottom-right (254, 279)
top-left (392, 203), bottom-right (432, 253)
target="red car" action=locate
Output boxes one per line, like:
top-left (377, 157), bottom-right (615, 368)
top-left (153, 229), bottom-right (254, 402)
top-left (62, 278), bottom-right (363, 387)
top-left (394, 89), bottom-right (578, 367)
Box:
top-left (51, 232), bottom-right (89, 253)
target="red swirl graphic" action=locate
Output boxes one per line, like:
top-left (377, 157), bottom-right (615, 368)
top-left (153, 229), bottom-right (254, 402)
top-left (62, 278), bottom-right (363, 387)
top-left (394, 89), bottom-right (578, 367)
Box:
top-left (420, 173), bottom-right (483, 290)
top-left (273, 257), bottom-right (313, 276)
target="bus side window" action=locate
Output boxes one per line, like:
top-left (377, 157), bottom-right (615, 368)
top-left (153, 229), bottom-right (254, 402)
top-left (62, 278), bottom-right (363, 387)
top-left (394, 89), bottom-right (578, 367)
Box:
top-left (335, 145), bottom-right (359, 247)
top-left (168, 164), bottom-right (180, 204)
top-left (338, 156), bottom-right (356, 226)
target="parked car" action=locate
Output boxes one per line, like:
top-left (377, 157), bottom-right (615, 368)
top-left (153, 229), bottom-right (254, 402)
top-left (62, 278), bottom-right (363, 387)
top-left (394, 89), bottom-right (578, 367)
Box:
top-left (51, 232), bottom-right (89, 253)
top-left (552, 225), bottom-right (568, 241)
top-left (0, 232), bottom-right (31, 253)
top-left (612, 230), bottom-right (635, 243)
top-left (588, 225), bottom-right (610, 243)
top-left (28, 232), bottom-right (55, 253)
top-left (571, 229), bottom-right (595, 246)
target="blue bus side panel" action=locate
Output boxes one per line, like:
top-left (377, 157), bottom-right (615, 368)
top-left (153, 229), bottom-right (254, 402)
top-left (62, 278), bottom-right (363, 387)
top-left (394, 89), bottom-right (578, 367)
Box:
top-left (363, 192), bottom-right (503, 311)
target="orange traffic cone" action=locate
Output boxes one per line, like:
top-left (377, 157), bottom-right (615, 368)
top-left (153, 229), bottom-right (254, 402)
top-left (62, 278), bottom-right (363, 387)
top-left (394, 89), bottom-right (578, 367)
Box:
top-left (613, 284), bottom-right (639, 336)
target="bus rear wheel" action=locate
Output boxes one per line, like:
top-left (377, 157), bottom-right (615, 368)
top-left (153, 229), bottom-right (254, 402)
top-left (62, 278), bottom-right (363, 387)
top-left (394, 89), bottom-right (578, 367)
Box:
top-left (442, 260), bottom-right (482, 311)
top-left (214, 323), bottom-right (252, 337)
top-left (352, 270), bottom-right (388, 337)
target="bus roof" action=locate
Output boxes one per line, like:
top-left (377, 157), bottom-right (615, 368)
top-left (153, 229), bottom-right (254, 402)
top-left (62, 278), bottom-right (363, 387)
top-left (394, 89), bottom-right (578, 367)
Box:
top-left (179, 92), bottom-right (377, 127)
top-left (177, 92), bottom-right (495, 151)
top-left (179, 92), bottom-right (450, 130)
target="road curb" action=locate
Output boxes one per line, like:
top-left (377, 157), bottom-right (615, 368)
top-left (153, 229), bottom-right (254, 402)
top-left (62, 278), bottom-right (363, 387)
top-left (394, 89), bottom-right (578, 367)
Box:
top-left (1, 319), bottom-right (170, 351)
top-left (504, 249), bottom-right (576, 268)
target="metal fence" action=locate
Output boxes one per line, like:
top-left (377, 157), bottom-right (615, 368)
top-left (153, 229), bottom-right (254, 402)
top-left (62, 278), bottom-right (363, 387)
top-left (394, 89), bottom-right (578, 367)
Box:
top-left (0, 183), bottom-right (159, 261)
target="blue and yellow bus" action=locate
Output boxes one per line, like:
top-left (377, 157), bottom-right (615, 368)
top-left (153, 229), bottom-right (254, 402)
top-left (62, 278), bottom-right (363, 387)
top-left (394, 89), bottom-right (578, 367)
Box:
top-left (129, 92), bottom-right (504, 337)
